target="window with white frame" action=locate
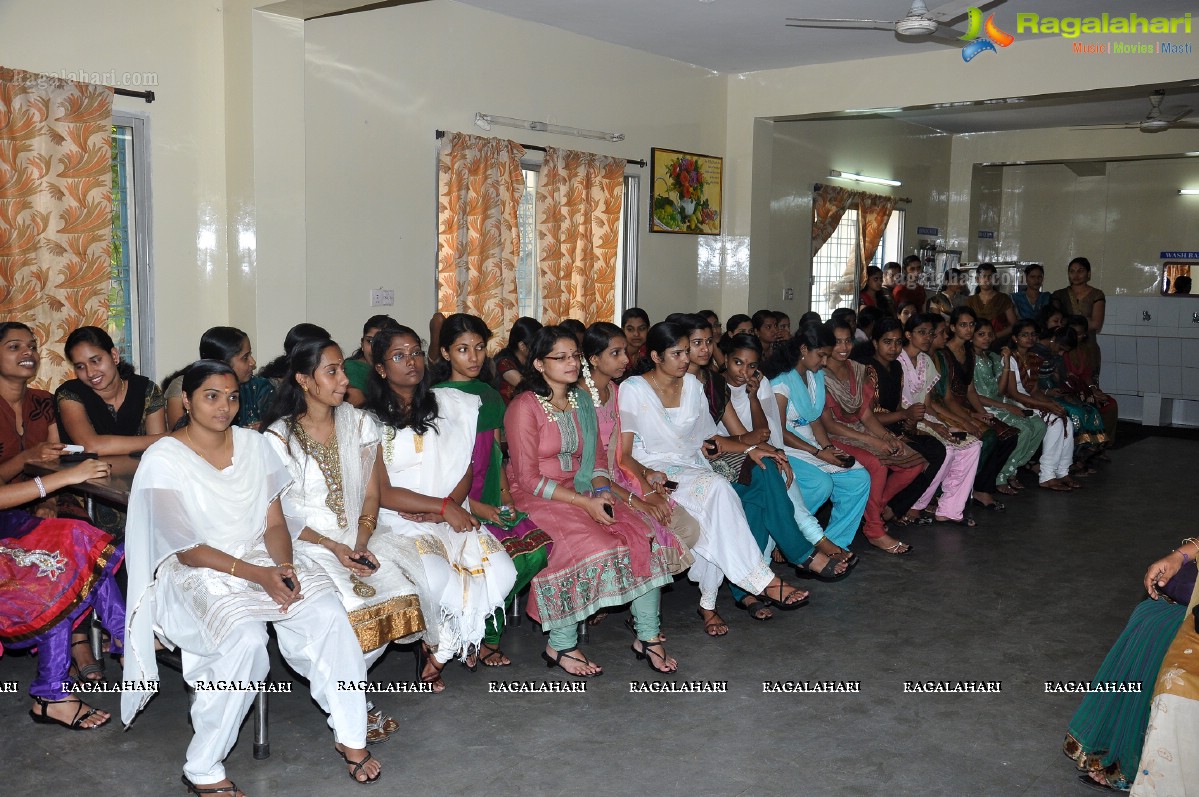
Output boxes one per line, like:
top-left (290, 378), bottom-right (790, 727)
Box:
top-left (810, 207), bottom-right (904, 320)
top-left (514, 166), bottom-right (639, 323)
top-left (109, 114), bottom-right (153, 376)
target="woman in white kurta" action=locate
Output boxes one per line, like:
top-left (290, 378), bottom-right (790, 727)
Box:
top-left (366, 327), bottom-right (516, 691)
top-left (261, 337), bottom-right (432, 742)
top-left (122, 360), bottom-right (381, 794)
top-left (1005, 319), bottom-right (1076, 490)
top-left (618, 321), bottom-right (808, 636)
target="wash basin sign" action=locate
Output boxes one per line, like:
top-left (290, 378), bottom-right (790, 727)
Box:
top-left (961, 7), bottom-right (1014, 62)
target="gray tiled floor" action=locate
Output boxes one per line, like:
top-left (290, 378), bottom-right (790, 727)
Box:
top-left (0, 434), bottom-right (1190, 796)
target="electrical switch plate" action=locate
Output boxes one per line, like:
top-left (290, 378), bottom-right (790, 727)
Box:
top-left (370, 289), bottom-right (394, 307)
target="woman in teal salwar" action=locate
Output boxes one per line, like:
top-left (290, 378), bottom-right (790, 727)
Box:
top-left (970, 323), bottom-right (1045, 492)
top-left (1063, 539), bottom-right (1198, 791)
top-left (434, 314), bottom-right (550, 667)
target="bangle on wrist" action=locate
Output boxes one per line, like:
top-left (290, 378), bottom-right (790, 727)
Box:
top-left (627, 491), bottom-right (636, 508)
top-left (593, 485), bottom-right (612, 495)
top-left (744, 444), bottom-right (758, 455)
top-left (230, 558), bottom-right (240, 577)
top-left (33, 476), bottom-right (46, 499)
top-left (440, 496), bottom-right (452, 515)
top-left (278, 562), bottom-right (295, 569)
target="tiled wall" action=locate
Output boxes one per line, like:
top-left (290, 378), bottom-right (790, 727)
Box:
top-left (1096, 295), bottom-right (1199, 426)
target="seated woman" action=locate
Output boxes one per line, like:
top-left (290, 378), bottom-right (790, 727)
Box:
top-left (165, 327), bottom-right (275, 430)
top-left (1063, 537), bottom-right (1197, 792)
top-left (857, 319), bottom-right (944, 527)
top-left (122, 360), bottom-right (381, 794)
top-left (261, 337), bottom-right (430, 734)
top-left (934, 307), bottom-right (1021, 509)
top-left (760, 323), bottom-right (872, 559)
top-left (368, 326), bottom-right (516, 690)
top-left (258, 323), bottom-right (332, 387)
top-left (897, 314), bottom-right (982, 527)
top-left (719, 333), bottom-right (849, 590)
top-left (926, 268), bottom-right (968, 317)
top-left (970, 322), bottom-right (1046, 493)
top-left (344, 315), bottom-right (400, 408)
top-left (820, 318), bottom-right (924, 555)
top-left (1061, 314), bottom-right (1118, 453)
top-left (493, 316), bottom-right (542, 403)
top-left (1, 455), bottom-right (121, 730)
top-left (859, 265), bottom-right (893, 315)
top-left (621, 322), bottom-right (808, 637)
top-left (618, 308), bottom-right (651, 382)
top-left (434, 313), bottom-right (552, 666)
top-left (1005, 319), bottom-right (1076, 491)
top-left (1036, 326), bottom-right (1107, 474)
top-left (966, 264), bottom-right (1017, 340)
top-left (508, 326), bottom-right (680, 674)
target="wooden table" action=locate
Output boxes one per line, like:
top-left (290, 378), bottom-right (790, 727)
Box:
top-left (24, 454), bottom-right (139, 521)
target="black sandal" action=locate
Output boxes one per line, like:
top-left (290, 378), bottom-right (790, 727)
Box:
top-left (540, 646), bottom-right (603, 678)
top-left (935, 514), bottom-right (977, 528)
top-left (734, 597), bottom-right (772, 621)
top-left (29, 696), bottom-right (110, 731)
top-left (971, 498), bottom-right (1005, 512)
top-left (478, 643), bottom-right (511, 667)
top-left (759, 582), bottom-right (809, 610)
top-left (696, 607), bottom-right (729, 636)
top-left (335, 747), bottom-right (382, 785)
top-left (70, 638), bottom-right (104, 682)
top-left (181, 775), bottom-right (243, 795)
top-left (797, 551), bottom-right (849, 581)
top-left (1075, 773), bottom-right (1118, 792)
top-left (632, 639), bottom-right (677, 673)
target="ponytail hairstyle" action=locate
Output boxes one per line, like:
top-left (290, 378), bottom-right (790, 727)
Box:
top-left (258, 322), bottom-right (330, 380)
top-left (636, 321), bottom-right (689, 377)
top-left (432, 312), bottom-right (494, 384)
top-left (65, 326), bottom-right (134, 380)
top-left (175, 359), bottom-right (239, 430)
top-left (365, 325), bottom-right (439, 435)
top-left (518, 326), bottom-right (581, 398)
top-left (257, 336), bottom-right (339, 451)
top-left (762, 321), bottom-right (829, 379)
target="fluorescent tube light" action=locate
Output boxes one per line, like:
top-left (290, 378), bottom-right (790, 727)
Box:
top-left (829, 169), bottom-right (901, 187)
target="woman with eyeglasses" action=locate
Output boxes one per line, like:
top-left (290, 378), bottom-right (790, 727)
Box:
top-left (261, 337), bottom-right (431, 737)
top-left (368, 326), bottom-right (517, 690)
top-left (344, 315), bottom-right (400, 408)
top-left (505, 326), bottom-right (681, 675)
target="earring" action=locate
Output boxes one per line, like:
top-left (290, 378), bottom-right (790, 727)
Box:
top-left (301, 384), bottom-right (309, 393)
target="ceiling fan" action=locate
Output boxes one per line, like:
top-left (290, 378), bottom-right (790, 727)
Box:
top-left (785, 0), bottom-right (1006, 46)
top-left (1074, 91), bottom-right (1199, 134)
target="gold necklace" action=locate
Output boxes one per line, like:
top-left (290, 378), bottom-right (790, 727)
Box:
top-left (648, 372), bottom-right (681, 399)
top-left (185, 426), bottom-right (230, 463)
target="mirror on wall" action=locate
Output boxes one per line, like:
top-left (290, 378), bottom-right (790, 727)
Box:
top-left (1160, 262), bottom-right (1198, 296)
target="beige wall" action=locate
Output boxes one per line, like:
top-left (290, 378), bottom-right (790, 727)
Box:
top-left (303, 0), bottom-right (727, 347)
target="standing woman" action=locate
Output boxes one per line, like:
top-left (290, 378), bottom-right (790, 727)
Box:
top-left (56, 326), bottom-right (166, 455)
top-left (261, 337), bottom-right (430, 733)
top-left (507, 327), bottom-right (681, 675)
top-left (1013, 264), bottom-right (1052, 321)
top-left (820, 319), bottom-right (924, 554)
top-left (1052, 257), bottom-right (1105, 374)
top-left (165, 326), bottom-right (275, 430)
top-left (971, 322), bottom-right (1046, 492)
top-left (434, 313), bottom-right (552, 666)
top-left (369, 327), bottom-right (516, 689)
top-left (123, 360), bottom-right (381, 792)
top-left (620, 322), bottom-right (808, 637)
top-left (493, 317), bottom-right (542, 404)
top-left (897, 314), bottom-right (982, 526)
top-left (344, 315), bottom-right (400, 408)
top-left (966, 263), bottom-right (1017, 338)
top-left (1004, 320), bottom-right (1075, 491)
top-left (761, 324), bottom-right (872, 560)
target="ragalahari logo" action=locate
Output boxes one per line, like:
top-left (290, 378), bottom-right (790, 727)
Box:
top-left (960, 7), bottom-right (1014, 62)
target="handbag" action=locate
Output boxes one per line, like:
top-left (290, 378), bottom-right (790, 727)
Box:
top-left (1162, 560), bottom-right (1197, 606)
top-left (709, 451), bottom-right (754, 486)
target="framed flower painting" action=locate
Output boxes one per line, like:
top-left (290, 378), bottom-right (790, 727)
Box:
top-left (649, 147), bottom-right (722, 235)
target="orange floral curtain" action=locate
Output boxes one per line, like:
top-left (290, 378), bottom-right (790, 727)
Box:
top-left (536, 147), bottom-right (623, 326)
top-left (0, 67), bottom-right (113, 389)
top-left (857, 193), bottom-right (897, 266)
top-left (811, 184), bottom-right (857, 253)
top-left (437, 132), bottom-right (525, 353)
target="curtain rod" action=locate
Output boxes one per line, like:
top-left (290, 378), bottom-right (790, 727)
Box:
top-left (436, 129), bottom-right (645, 168)
top-left (114, 87), bottom-right (155, 103)
top-left (813, 182), bottom-right (911, 203)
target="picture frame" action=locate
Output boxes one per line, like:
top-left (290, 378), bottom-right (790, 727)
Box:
top-left (649, 147), bottom-right (722, 235)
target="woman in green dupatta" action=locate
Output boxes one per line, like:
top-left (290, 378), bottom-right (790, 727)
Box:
top-left (433, 314), bottom-right (551, 667)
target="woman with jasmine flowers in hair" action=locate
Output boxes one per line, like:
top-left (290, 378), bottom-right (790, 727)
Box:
top-left (505, 326), bottom-right (681, 676)
top-left (368, 326), bottom-right (516, 691)
top-left (261, 336), bottom-right (431, 740)
top-left (433, 313), bottom-right (552, 666)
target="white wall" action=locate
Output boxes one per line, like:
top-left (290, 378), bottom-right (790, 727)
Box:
top-left (302, 0), bottom-right (727, 347)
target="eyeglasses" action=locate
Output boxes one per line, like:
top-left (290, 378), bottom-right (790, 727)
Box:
top-left (387, 350), bottom-right (425, 363)
top-left (543, 352), bottom-right (582, 363)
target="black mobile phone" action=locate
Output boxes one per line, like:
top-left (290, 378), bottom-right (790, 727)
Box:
top-left (703, 438), bottom-right (718, 455)
top-left (602, 503), bottom-right (614, 518)
top-left (129, 450), bottom-right (145, 459)
top-left (61, 452), bottom-right (99, 463)
top-left (281, 576), bottom-right (296, 591)
top-left (836, 454), bottom-right (857, 468)
top-left (663, 480), bottom-right (679, 491)
top-left (950, 431), bottom-right (967, 441)
top-left (349, 554), bottom-right (378, 570)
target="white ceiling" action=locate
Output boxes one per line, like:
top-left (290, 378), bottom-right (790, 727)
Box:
top-left (452, 0), bottom-right (1191, 74)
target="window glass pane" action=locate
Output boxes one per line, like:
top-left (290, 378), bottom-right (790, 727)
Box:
top-left (515, 169), bottom-right (540, 320)
top-left (109, 125), bottom-right (135, 365)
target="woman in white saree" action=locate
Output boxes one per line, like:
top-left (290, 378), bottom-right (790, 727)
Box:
top-left (261, 336), bottom-right (432, 743)
top-left (122, 361), bottom-right (382, 795)
top-left (367, 327), bottom-right (516, 691)
top-left (618, 322), bottom-right (809, 637)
